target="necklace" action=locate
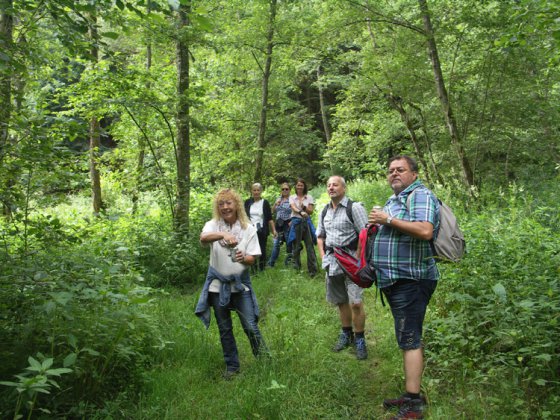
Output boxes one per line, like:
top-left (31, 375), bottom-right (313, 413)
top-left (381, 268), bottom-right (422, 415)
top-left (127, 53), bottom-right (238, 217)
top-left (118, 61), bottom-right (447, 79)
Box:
top-left (217, 219), bottom-right (243, 246)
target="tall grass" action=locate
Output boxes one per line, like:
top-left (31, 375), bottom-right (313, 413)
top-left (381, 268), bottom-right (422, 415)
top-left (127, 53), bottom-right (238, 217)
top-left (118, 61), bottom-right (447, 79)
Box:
top-left (124, 268), bottom-right (401, 420)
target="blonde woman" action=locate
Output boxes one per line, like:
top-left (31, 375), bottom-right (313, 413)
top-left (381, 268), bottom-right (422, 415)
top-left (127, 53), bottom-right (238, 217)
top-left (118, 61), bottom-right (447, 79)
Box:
top-left (195, 188), bottom-right (268, 379)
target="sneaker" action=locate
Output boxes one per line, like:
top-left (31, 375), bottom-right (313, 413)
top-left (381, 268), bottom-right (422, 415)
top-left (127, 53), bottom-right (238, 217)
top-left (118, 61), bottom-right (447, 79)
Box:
top-left (389, 399), bottom-right (424, 419)
top-left (332, 332), bottom-right (354, 352)
top-left (383, 394), bottom-right (427, 409)
top-left (354, 337), bottom-right (368, 360)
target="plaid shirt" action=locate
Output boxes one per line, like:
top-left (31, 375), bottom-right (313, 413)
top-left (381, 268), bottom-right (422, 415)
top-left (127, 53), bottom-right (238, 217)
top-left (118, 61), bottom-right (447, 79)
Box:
top-left (372, 180), bottom-right (440, 288)
top-left (316, 196), bottom-right (368, 276)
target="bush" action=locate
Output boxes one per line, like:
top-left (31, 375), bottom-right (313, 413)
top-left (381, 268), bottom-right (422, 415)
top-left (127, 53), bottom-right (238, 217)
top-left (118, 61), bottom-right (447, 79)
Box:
top-left (0, 212), bottom-right (163, 418)
top-left (425, 188), bottom-right (560, 417)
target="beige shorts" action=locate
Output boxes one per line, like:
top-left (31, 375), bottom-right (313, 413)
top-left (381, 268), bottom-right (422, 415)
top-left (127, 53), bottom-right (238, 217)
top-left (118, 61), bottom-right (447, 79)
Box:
top-left (325, 273), bottom-right (364, 305)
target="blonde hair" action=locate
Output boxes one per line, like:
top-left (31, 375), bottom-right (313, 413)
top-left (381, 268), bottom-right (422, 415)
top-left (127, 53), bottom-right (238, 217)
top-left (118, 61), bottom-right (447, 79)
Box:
top-left (212, 188), bottom-right (250, 229)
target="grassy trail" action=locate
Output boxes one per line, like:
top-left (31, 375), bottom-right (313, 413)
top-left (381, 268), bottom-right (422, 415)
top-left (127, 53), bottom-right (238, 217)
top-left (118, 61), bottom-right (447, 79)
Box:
top-left (126, 265), bottom-right (457, 419)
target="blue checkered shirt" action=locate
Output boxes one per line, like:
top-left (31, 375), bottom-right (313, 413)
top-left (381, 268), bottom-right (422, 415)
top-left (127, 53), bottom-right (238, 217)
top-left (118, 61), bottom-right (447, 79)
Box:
top-left (372, 180), bottom-right (440, 288)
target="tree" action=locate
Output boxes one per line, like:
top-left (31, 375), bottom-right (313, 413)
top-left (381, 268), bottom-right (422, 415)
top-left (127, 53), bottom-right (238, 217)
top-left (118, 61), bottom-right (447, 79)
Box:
top-left (254, 0), bottom-right (277, 183)
top-left (0, 0), bottom-right (13, 215)
top-left (87, 9), bottom-right (104, 215)
top-left (0, 0), bottom-right (12, 148)
top-left (418, 0), bottom-right (474, 188)
top-left (174, 2), bottom-right (191, 234)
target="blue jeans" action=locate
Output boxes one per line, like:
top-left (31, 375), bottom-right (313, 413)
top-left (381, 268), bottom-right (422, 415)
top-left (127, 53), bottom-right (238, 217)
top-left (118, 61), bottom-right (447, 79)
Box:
top-left (268, 222), bottom-right (292, 266)
top-left (208, 291), bottom-right (267, 372)
top-left (382, 279), bottom-right (437, 350)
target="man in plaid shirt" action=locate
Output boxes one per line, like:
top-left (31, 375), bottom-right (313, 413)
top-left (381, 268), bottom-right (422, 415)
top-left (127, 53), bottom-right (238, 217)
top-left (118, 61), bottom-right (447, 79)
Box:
top-left (368, 155), bottom-right (440, 420)
top-left (317, 176), bottom-right (369, 360)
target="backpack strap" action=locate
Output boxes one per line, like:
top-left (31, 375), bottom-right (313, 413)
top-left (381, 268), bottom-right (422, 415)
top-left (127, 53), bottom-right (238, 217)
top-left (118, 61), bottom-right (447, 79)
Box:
top-left (320, 199), bottom-right (354, 229)
top-left (321, 203), bottom-right (329, 227)
top-left (405, 190), bottom-right (438, 257)
top-left (346, 199), bottom-right (354, 226)
top-left (320, 199), bottom-right (357, 249)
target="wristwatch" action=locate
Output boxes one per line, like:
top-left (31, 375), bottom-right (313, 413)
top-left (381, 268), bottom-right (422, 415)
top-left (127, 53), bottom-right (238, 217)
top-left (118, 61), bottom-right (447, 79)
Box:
top-left (387, 216), bottom-right (393, 225)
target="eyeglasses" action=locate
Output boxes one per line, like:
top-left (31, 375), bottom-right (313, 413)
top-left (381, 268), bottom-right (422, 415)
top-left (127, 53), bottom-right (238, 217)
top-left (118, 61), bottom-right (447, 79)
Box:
top-left (281, 188), bottom-right (289, 191)
top-left (387, 167), bottom-right (409, 175)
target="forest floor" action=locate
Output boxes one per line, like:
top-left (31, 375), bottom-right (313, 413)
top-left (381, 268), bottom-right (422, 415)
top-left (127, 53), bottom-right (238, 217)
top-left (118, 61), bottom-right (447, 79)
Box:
top-left (120, 261), bottom-right (473, 419)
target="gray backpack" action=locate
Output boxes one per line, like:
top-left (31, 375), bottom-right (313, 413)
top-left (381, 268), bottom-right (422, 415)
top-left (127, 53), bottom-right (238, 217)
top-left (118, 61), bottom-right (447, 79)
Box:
top-left (407, 194), bottom-right (465, 263)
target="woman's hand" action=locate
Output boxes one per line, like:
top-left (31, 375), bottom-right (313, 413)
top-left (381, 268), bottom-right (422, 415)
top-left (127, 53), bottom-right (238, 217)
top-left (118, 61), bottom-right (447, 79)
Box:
top-left (232, 249), bottom-right (244, 263)
top-left (221, 232), bottom-right (239, 247)
top-left (200, 231), bottom-right (238, 245)
top-left (240, 253), bottom-right (256, 266)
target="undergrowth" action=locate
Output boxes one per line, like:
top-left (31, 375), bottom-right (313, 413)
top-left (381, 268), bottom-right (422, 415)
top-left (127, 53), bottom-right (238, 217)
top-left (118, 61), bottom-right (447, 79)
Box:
top-left (0, 181), bottom-right (558, 418)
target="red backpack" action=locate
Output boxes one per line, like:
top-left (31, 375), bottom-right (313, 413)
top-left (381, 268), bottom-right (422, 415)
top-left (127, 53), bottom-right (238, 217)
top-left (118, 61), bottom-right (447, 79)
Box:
top-left (333, 224), bottom-right (378, 288)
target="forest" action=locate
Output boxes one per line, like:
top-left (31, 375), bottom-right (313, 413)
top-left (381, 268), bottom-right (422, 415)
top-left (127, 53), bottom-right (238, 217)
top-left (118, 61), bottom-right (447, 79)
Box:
top-left (0, 0), bottom-right (559, 418)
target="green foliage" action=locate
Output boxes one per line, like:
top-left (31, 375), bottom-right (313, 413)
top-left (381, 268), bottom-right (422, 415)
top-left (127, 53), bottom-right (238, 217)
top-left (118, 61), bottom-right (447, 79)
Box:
top-left (1, 178), bottom-right (559, 418)
top-left (2, 0), bottom-right (560, 415)
top-left (107, 179), bottom-right (559, 418)
top-left (0, 206), bottom-right (166, 418)
top-left (4, 0), bottom-right (559, 215)
top-left (0, 355), bottom-right (72, 419)
top-left (425, 186), bottom-right (560, 418)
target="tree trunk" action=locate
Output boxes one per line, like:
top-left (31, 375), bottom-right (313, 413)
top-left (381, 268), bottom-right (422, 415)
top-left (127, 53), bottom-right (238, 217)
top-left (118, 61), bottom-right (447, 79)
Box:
top-left (132, 18), bottom-right (152, 214)
top-left (367, 20), bottom-right (441, 185)
top-left (316, 64), bottom-right (331, 144)
top-left (0, 0), bottom-right (12, 150)
top-left (88, 11), bottom-right (103, 215)
top-left (174, 3), bottom-right (191, 234)
top-left (408, 102), bottom-right (444, 185)
top-left (89, 116), bottom-right (103, 214)
top-left (254, 0), bottom-right (277, 183)
top-left (418, 0), bottom-right (474, 188)
top-left (0, 0), bottom-right (13, 216)
top-left (385, 93), bottom-right (433, 185)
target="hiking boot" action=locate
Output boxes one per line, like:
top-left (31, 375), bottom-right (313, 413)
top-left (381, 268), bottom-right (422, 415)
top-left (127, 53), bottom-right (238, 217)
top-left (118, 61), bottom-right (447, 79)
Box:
top-left (354, 337), bottom-right (368, 360)
top-left (332, 332), bottom-right (354, 352)
top-left (389, 398), bottom-right (424, 419)
top-left (383, 394), bottom-right (427, 409)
